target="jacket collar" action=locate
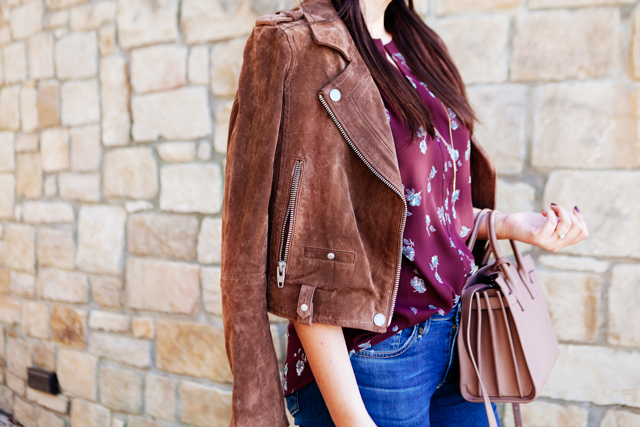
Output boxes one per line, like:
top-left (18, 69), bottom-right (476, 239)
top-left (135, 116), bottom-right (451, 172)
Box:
top-left (300, 0), bottom-right (356, 62)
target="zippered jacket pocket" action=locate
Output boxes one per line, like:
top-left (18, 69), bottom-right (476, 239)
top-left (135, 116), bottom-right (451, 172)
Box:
top-left (277, 159), bottom-right (303, 288)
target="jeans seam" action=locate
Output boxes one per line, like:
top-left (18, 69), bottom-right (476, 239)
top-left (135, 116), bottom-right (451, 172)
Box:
top-left (436, 304), bottom-right (461, 388)
top-left (353, 325), bottom-right (418, 359)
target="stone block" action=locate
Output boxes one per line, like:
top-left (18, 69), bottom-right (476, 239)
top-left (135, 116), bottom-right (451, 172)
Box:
top-left (98, 25), bottom-right (116, 57)
top-left (131, 316), bottom-right (153, 339)
top-left (70, 125), bottom-right (101, 172)
top-left (213, 100), bottom-right (233, 154)
top-left (188, 45), bottom-right (209, 85)
top-left (127, 212), bottom-right (199, 260)
top-left (21, 301), bottom-right (49, 339)
top-left (36, 226), bottom-right (75, 269)
top-left (538, 255), bottom-right (609, 273)
top-left (125, 257), bottom-right (200, 315)
top-left (0, 85), bottom-right (21, 130)
top-left (10, 0), bottom-right (44, 41)
top-left (70, 2), bottom-right (116, 32)
top-left (531, 0), bottom-right (634, 7)
top-left (157, 141), bottom-right (197, 162)
top-left (31, 341), bottom-right (55, 371)
top-left (201, 266), bottom-right (222, 316)
top-left (100, 55), bottom-right (131, 146)
top-left (61, 79), bottom-right (100, 126)
top-left (3, 42), bottom-right (27, 85)
top-left (10, 271), bottom-right (35, 298)
top-left (0, 296), bottom-right (21, 325)
top-left (51, 304), bottom-right (87, 349)
top-left (57, 349), bottom-right (98, 401)
top-left (40, 128), bottom-right (70, 172)
top-left (58, 172), bottom-right (101, 202)
top-left (14, 133), bottom-right (39, 152)
top-left (38, 268), bottom-right (88, 303)
top-left (600, 409), bottom-right (640, 427)
top-left (7, 338), bottom-right (31, 380)
top-left (7, 372), bottom-right (25, 397)
top-left (45, 10), bottom-right (69, 29)
top-left (125, 201), bottom-right (153, 213)
top-left (0, 174), bottom-right (15, 219)
top-left (70, 398), bottom-right (111, 427)
top-left (55, 31), bottom-right (98, 80)
top-left (543, 171), bottom-right (640, 259)
top-left (511, 9), bottom-right (620, 81)
top-left (103, 147), bottom-right (158, 199)
top-left (0, 132), bottom-right (15, 172)
top-left (132, 87), bottom-right (211, 142)
top-left (116, 0), bottom-right (179, 49)
top-left (23, 201), bottom-right (73, 224)
top-left (0, 268), bottom-right (9, 294)
top-left (89, 311), bottom-right (130, 333)
top-left (90, 275), bottom-right (123, 308)
top-left (76, 205), bottom-right (126, 275)
top-left (26, 387), bottom-right (69, 413)
top-left (88, 333), bottom-right (151, 368)
top-left (502, 400), bottom-right (588, 427)
top-left (99, 363), bottom-right (143, 414)
top-left (532, 82), bottom-right (640, 169)
top-left (4, 223), bottom-right (36, 273)
top-left (541, 344), bottom-right (640, 407)
top-left (15, 152), bottom-right (42, 199)
top-left (178, 380), bottom-right (232, 427)
top-left (38, 80), bottom-right (60, 128)
top-left (608, 264), bottom-right (640, 347)
top-left (44, 174), bottom-right (58, 198)
top-left (181, 0), bottom-right (257, 44)
top-left (13, 397), bottom-right (36, 426)
top-left (210, 37), bottom-right (247, 97)
top-left (0, 385), bottom-right (13, 413)
top-left (197, 140), bottom-right (211, 160)
top-left (156, 319), bottom-right (231, 382)
top-left (131, 44), bottom-right (187, 94)
top-left (160, 163), bottom-right (221, 214)
top-left (28, 32), bottom-right (54, 80)
top-left (20, 87), bottom-right (38, 134)
top-left (144, 373), bottom-right (176, 422)
top-left (36, 408), bottom-right (65, 427)
top-left (436, 0), bottom-right (521, 14)
top-left (125, 417), bottom-right (166, 427)
top-left (46, 0), bottom-right (87, 9)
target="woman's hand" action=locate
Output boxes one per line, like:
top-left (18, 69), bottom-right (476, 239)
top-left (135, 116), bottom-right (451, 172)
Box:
top-left (496, 203), bottom-right (589, 252)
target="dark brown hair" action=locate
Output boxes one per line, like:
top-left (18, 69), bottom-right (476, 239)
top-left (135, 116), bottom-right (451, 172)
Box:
top-left (306, 0), bottom-right (476, 139)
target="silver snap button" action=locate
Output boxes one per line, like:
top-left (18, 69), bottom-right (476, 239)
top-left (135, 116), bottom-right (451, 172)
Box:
top-left (327, 252), bottom-right (335, 260)
top-left (301, 304), bottom-right (309, 312)
top-left (373, 313), bottom-right (386, 327)
top-left (329, 89), bottom-right (341, 102)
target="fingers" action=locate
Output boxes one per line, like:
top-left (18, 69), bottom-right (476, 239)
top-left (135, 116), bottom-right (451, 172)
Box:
top-left (547, 203), bottom-right (589, 250)
top-left (572, 205), bottom-right (590, 238)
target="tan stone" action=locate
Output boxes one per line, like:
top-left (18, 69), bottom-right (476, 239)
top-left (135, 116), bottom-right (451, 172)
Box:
top-left (495, 179), bottom-right (535, 256)
top-left (58, 172), bottom-right (101, 202)
top-left (532, 82), bottom-right (640, 169)
top-left (20, 87), bottom-right (38, 134)
top-left (0, 296), bottom-right (21, 325)
top-left (132, 87), bottom-right (211, 142)
top-left (127, 212), bottom-right (199, 260)
top-left (7, 338), bottom-right (31, 380)
top-left (89, 311), bottom-right (130, 333)
top-left (26, 387), bottom-right (69, 413)
top-left (36, 407), bottom-right (65, 427)
top-left (39, 268), bottom-right (88, 303)
top-left (210, 37), bottom-right (247, 97)
top-left (70, 398), bottom-right (111, 427)
top-left (98, 25), bottom-right (116, 57)
top-left (125, 416), bottom-right (166, 427)
top-left (90, 275), bottom-right (123, 308)
top-left (51, 304), bottom-right (87, 349)
top-left (100, 55), bottom-right (131, 146)
top-left (40, 128), bottom-right (70, 172)
top-left (87, 333), bottom-right (151, 368)
top-left (112, 418), bottom-right (126, 427)
top-left (37, 80), bottom-right (60, 128)
top-left (4, 223), bottom-right (36, 273)
top-left (61, 79), bottom-right (100, 126)
top-left (45, 10), bottom-right (69, 29)
top-left (531, 0), bottom-right (634, 7)
top-left (36, 226), bottom-right (75, 269)
top-left (503, 400), bottom-right (588, 427)
top-left (201, 266), bottom-right (222, 316)
top-left (70, 125), bottom-right (101, 172)
top-left (15, 133), bottom-right (39, 152)
top-left (13, 397), bottom-right (36, 426)
top-left (0, 385), bottom-right (13, 413)
top-left (125, 257), bottom-right (200, 315)
top-left (28, 32), bottom-right (54, 80)
top-left (23, 201), bottom-right (74, 224)
top-left (144, 373), bottom-right (176, 422)
top-left (99, 363), bottom-right (143, 414)
top-left (160, 164), bottom-right (222, 214)
top-left (608, 264), bottom-right (640, 347)
top-left (188, 45), bottom-right (209, 85)
top-left (436, 0), bottom-right (521, 14)
top-left (181, 0), bottom-right (256, 44)
top-left (3, 42), bottom-right (27, 84)
top-left (103, 147), bottom-right (158, 199)
top-left (55, 31), bottom-right (98, 80)
top-left (178, 380), bottom-right (232, 427)
top-left (538, 255), bottom-right (609, 274)
top-left (76, 205), bottom-right (126, 275)
top-left (131, 316), bottom-right (153, 339)
top-left (57, 349), bottom-right (98, 401)
top-left (511, 9), bottom-right (620, 82)
top-left (600, 409), bottom-right (640, 427)
top-left (31, 341), bottom-right (55, 371)
top-left (0, 174), bottom-right (15, 219)
top-left (157, 141), bottom-right (197, 162)
top-left (0, 268), bottom-right (9, 294)
top-left (0, 132), bottom-right (15, 172)
top-left (131, 44), bottom-right (187, 94)
top-left (125, 201), bottom-right (154, 213)
top-left (21, 301), bottom-right (49, 339)
top-left (15, 152), bottom-right (42, 198)
top-left (116, 0), bottom-right (179, 49)
top-left (46, 0), bottom-right (87, 10)
top-left (44, 175), bottom-right (58, 201)
top-left (542, 171), bottom-right (640, 259)
top-left (10, 0), bottom-right (44, 40)
top-left (7, 372), bottom-right (25, 397)
top-left (214, 100), bottom-right (234, 154)
top-left (10, 271), bottom-right (35, 298)
top-left (197, 140), bottom-right (211, 160)
top-left (0, 85), bottom-right (21, 131)
top-left (70, 2), bottom-right (116, 31)
top-left (156, 319), bottom-right (231, 382)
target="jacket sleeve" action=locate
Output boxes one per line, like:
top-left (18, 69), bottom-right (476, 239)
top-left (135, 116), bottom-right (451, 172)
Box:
top-left (220, 22), bottom-right (292, 427)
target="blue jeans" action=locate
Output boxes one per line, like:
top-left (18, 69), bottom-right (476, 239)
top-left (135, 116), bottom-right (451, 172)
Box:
top-left (285, 303), bottom-right (502, 427)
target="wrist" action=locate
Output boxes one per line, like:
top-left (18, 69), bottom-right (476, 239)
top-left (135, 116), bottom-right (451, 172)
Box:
top-left (494, 210), bottom-right (509, 240)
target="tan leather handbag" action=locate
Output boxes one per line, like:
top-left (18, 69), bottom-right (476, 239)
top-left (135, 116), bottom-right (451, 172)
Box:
top-left (457, 209), bottom-right (560, 427)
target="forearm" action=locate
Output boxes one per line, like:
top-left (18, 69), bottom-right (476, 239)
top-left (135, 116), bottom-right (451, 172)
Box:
top-left (472, 207), bottom-right (507, 240)
top-left (293, 321), bottom-right (376, 427)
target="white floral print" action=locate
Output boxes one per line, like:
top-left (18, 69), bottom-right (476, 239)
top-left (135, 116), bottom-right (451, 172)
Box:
top-left (405, 188), bottom-right (422, 207)
top-left (460, 226), bottom-right (470, 238)
top-left (425, 214), bottom-right (436, 236)
top-left (403, 238), bottom-right (416, 261)
top-left (411, 268), bottom-right (427, 293)
top-left (296, 359), bottom-right (304, 376)
top-left (430, 255), bottom-right (443, 284)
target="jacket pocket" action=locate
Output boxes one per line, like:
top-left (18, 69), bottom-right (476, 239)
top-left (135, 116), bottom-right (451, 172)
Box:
top-left (303, 246), bottom-right (356, 264)
top-left (277, 159), bottom-right (303, 288)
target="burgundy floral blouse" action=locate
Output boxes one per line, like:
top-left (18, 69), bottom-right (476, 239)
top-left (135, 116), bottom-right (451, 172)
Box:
top-left (283, 37), bottom-right (476, 396)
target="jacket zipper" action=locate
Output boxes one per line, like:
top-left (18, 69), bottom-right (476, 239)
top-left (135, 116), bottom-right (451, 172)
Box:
top-left (277, 159), bottom-right (303, 288)
top-left (318, 93), bottom-right (407, 326)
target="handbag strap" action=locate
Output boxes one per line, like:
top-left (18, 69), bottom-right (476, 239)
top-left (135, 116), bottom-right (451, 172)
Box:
top-left (466, 208), bottom-right (493, 252)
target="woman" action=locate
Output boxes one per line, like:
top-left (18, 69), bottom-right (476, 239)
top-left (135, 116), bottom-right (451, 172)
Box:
top-left (220, 0), bottom-right (589, 425)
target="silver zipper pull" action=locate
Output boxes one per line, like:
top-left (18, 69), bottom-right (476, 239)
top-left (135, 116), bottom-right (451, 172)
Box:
top-left (277, 261), bottom-right (287, 288)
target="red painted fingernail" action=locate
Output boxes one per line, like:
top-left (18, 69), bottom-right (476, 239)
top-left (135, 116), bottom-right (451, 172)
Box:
top-left (551, 202), bottom-right (557, 206)
top-left (574, 205), bottom-right (580, 213)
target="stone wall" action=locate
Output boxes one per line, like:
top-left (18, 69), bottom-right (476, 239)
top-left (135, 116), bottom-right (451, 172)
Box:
top-left (0, 0), bottom-right (638, 426)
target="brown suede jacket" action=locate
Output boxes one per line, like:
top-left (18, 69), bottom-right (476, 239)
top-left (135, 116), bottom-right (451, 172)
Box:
top-left (220, 0), bottom-right (497, 424)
